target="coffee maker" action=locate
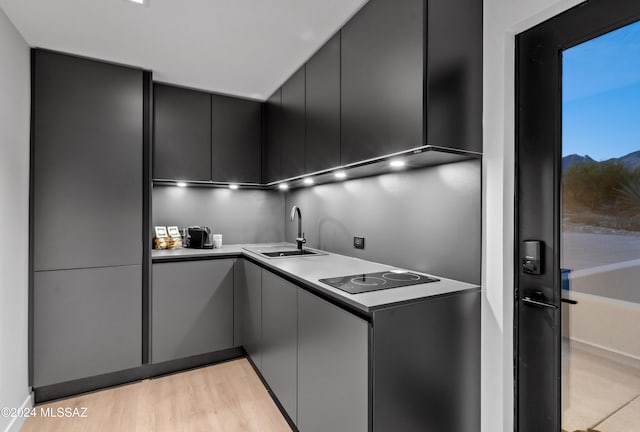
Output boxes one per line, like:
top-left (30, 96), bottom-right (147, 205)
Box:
top-left (187, 226), bottom-right (213, 249)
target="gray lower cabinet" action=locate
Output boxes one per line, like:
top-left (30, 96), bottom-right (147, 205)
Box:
top-left (152, 259), bottom-right (234, 363)
top-left (238, 264), bottom-right (478, 432)
top-left (33, 265), bottom-right (142, 387)
top-left (261, 271), bottom-right (298, 423)
top-left (373, 292), bottom-right (480, 432)
top-left (236, 259), bottom-right (263, 369)
top-left (297, 289), bottom-right (369, 432)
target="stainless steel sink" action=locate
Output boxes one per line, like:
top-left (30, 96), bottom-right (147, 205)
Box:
top-left (243, 245), bottom-right (325, 258)
top-left (261, 250), bottom-right (318, 258)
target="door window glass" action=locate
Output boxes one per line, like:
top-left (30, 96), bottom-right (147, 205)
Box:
top-left (562, 19), bottom-right (640, 432)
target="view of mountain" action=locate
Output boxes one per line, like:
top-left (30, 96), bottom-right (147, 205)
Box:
top-left (604, 150), bottom-right (640, 170)
top-left (562, 150), bottom-right (640, 172)
top-left (563, 154), bottom-right (595, 172)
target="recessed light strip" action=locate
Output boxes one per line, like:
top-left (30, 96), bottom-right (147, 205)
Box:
top-left (334, 170), bottom-right (347, 180)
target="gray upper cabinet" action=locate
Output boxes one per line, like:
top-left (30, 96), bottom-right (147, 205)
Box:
top-left (32, 50), bottom-right (143, 271)
top-left (263, 89), bottom-right (282, 183)
top-left (340, 0), bottom-right (425, 164)
top-left (261, 271), bottom-right (298, 423)
top-left (261, 0), bottom-right (482, 174)
top-left (297, 290), bottom-right (369, 432)
top-left (152, 259), bottom-right (234, 363)
top-left (211, 95), bottom-right (262, 183)
top-left (237, 259), bottom-right (263, 369)
top-left (33, 265), bottom-right (142, 387)
top-left (280, 67), bottom-right (306, 179)
top-left (305, 33), bottom-right (341, 174)
top-left (153, 83), bottom-right (212, 181)
top-left (426, 0), bottom-right (482, 153)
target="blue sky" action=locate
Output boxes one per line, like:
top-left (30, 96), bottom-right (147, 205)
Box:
top-left (563, 20), bottom-right (640, 160)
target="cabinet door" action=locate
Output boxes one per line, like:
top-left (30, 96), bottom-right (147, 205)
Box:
top-left (32, 50), bottom-right (143, 271)
top-left (153, 83), bottom-right (211, 181)
top-left (236, 259), bottom-right (263, 369)
top-left (373, 292), bottom-right (480, 432)
top-left (33, 265), bottom-right (142, 387)
top-left (263, 89), bottom-right (282, 183)
top-left (306, 33), bottom-right (341, 173)
top-left (298, 290), bottom-right (369, 432)
top-left (280, 67), bottom-right (306, 179)
top-left (211, 95), bottom-right (262, 183)
top-left (340, 0), bottom-right (424, 164)
top-left (426, 0), bottom-right (482, 153)
top-left (261, 271), bottom-right (298, 423)
top-left (152, 259), bottom-right (234, 363)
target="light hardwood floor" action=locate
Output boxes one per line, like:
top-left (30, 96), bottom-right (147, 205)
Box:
top-left (22, 359), bottom-right (292, 432)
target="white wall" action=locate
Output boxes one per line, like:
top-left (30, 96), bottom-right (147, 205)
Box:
top-left (482, 0), bottom-right (584, 431)
top-left (0, 7), bottom-right (31, 432)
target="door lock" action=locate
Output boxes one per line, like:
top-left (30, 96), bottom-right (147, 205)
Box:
top-left (522, 240), bottom-right (543, 275)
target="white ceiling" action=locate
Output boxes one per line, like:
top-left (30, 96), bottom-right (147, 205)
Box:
top-left (0, 0), bottom-right (368, 100)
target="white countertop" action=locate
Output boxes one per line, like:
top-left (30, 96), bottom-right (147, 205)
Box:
top-left (152, 243), bottom-right (479, 313)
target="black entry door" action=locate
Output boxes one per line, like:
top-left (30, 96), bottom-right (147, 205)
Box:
top-left (516, 1), bottom-right (640, 431)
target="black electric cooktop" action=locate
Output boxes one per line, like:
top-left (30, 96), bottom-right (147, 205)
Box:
top-left (319, 271), bottom-right (439, 294)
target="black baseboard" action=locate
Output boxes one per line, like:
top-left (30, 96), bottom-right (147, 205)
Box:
top-left (245, 356), bottom-right (299, 432)
top-left (34, 347), bottom-right (246, 404)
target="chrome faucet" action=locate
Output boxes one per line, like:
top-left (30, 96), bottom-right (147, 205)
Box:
top-left (290, 206), bottom-right (306, 250)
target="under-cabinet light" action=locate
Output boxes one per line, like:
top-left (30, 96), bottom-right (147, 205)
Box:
top-left (334, 171), bottom-right (347, 180)
top-left (176, 182), bottom-right (187, 188)
top-left (389, 159), bottom-right (406, 168)
top-left (303, 178), bottom-right (314, 185)
top-left (229, 184), bottom-right (239, 190)
top-left (278, 183), bottom-right (289, 190)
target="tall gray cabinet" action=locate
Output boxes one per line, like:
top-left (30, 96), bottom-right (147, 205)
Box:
top-left (31, 50), bottom-right (146, 388)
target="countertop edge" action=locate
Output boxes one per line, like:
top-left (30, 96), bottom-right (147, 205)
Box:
top-left (152, 247), bottom-right (480, 316)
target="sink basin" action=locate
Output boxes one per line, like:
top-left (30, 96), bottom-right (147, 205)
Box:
top-left (243, 245), bottom-right (326, 258)
top-left (261, 250), bottom-right (318, 258)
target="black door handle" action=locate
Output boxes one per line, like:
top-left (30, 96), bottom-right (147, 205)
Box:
top-left (522, 297), bottom-right (558, 309)
top-left (561, 298), bottom-right (578, 305)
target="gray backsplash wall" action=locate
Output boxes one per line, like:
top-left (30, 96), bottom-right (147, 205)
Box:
top-left (153, 186), bottom-right (285, 244)
top-left (285, 160), bottom-right (481, 284)
top-left (153, 160), bottom-right (480, 284)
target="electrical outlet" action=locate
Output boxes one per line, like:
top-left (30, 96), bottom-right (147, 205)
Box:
top-left (354, 236), bottom-right (365, 249)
